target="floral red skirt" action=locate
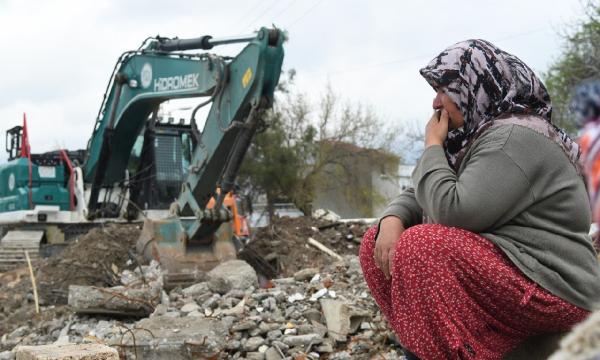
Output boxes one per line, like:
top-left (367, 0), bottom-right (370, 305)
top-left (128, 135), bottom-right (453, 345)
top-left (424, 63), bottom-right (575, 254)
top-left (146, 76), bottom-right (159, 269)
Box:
top-left (359, 224), bottom-right (590, 360)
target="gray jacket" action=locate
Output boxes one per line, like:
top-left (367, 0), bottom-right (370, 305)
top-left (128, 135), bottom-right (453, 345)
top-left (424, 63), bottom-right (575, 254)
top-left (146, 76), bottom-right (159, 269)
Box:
top-left (381, 123), bottom-right (600, 310)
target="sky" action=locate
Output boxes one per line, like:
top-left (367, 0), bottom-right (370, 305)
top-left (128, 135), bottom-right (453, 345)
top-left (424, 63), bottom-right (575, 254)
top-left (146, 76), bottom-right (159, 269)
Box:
top-left (0, 0), bottom-right (586, 164)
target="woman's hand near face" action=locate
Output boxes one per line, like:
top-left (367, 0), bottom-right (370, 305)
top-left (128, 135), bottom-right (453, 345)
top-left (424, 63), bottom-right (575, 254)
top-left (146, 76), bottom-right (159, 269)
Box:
top-left (425, 109), bottom-right (449, 148)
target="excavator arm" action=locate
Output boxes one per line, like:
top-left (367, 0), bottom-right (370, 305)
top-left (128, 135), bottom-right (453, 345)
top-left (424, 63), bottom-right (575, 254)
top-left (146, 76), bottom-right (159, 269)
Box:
top-left (84, 28), bottom-right (284, 221)
top-left (82, 27), bottom-right (285, 274)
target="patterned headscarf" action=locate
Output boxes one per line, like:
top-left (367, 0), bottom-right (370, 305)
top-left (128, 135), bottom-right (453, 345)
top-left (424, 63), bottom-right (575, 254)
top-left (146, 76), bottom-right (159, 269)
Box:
top-left (573, 80), bottom-right (600, 223)
top-left (420, 39), bottom-right (580, 170)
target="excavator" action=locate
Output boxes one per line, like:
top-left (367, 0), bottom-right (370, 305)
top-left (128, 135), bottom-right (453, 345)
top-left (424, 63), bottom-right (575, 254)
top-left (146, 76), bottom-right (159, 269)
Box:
top-left (0, 27), bottom-right (284, 275)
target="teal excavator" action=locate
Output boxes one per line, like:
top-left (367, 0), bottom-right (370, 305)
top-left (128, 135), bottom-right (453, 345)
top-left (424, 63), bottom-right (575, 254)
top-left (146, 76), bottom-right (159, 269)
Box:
top-left (0, 27), bottom-right (285, 275)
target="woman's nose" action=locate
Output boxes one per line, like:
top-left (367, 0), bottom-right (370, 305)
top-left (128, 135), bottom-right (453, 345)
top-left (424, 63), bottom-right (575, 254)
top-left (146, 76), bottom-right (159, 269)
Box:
top-left (432, 92), bottom-right (443, 109)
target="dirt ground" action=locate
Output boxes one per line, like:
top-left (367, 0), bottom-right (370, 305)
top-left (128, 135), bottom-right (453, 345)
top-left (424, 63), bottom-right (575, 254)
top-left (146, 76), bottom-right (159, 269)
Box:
top-left (242, 216), bottom-right (370, 277)
top-left (36, 223), bottom-right (141, 304)
top-left (0, 223), bottom-right (141, 335)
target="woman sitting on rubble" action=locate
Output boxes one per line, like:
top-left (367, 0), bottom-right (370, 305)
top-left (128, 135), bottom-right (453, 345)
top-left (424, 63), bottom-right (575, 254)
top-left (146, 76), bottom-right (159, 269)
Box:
top-left (359, 39), bottom-right (600, 360)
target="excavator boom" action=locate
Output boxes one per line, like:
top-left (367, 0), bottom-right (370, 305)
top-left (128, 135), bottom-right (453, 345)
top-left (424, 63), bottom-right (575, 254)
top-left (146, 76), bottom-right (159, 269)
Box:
top-left (85, 28), bottom-right (283, 217)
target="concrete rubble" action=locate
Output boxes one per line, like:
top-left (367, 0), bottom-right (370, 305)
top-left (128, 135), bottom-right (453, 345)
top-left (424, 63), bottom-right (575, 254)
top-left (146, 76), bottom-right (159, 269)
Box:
top-left (0, 255), bottom-right (404, 359)
top-left (15, 343), bottom-right (118, 360)
top-left (67, 259), bottom-right (164, 317)
top-left (320, 299), bottom-right (370, 342)
top-left (0, 218), bottom-right (407, 359)
top-left (68, 285), bottom-right (156, 317)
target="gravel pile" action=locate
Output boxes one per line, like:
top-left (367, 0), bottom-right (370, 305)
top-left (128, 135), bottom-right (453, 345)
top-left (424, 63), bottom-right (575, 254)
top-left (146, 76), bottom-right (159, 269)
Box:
top-left (0, 255), bottom-right (406, 359)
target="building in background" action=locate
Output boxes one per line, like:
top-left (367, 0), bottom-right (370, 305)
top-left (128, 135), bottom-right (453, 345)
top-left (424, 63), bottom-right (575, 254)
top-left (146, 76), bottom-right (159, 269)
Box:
top-left (397, 165), bottom-right (415, 192)
top-left (247, 143), bottom-right (414, 227)
top-left (311, 141), bottom-right (402, 219)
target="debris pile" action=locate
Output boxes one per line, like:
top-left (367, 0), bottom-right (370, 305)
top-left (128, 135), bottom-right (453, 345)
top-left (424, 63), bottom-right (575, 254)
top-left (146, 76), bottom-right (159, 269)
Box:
top-left (0, 217), bottom-right (408, 360)
top-left (243, 216), bottom-right (371, 277)
top-left (1, 257), bottom-right (402, 359)
top-left (38, 224), bottom-right (141, 304)
top-left (0, 224), bottom-right (140, 335)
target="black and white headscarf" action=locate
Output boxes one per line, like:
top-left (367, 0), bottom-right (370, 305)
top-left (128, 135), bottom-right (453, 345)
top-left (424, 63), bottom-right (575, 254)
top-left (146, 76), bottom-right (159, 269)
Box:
top-left (420, 39), bottom-right (580, 170)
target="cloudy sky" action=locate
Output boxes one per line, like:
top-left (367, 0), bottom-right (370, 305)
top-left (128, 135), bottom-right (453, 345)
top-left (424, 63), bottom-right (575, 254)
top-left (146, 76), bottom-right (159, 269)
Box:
top-left (0, 0), bottom-right (585, 164)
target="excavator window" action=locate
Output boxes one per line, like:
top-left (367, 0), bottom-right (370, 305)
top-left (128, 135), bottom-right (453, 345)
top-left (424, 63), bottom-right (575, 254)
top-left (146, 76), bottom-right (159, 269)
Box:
top-left (5, 126), bottom-right (23, 161)
top-left (181, 133), bottom-right (193, 177)
top-left (155, 135), bottom-right (183, 182)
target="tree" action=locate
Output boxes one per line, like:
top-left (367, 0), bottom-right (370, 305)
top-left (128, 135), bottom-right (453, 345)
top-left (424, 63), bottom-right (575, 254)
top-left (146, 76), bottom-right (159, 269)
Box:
top-left (544, 0), bottom-right (600, 133)
top-left (395, 119), bottom-right (425, 165)
top-left (239, 70), bottom-right (400, 219)
top-left (238, 107), bottom-right (307, 219)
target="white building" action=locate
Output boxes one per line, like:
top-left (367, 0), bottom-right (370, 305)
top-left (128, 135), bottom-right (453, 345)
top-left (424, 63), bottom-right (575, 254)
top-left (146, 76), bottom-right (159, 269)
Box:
top-left (398, 165), bottom-right (415, 191)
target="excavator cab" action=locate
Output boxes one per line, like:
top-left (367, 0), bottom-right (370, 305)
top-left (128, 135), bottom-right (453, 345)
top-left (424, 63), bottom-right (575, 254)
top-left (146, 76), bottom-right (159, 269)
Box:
top-left (126, 118), bottom-right (196, 218)
top-left (126, 118), bottom-right (250, 241)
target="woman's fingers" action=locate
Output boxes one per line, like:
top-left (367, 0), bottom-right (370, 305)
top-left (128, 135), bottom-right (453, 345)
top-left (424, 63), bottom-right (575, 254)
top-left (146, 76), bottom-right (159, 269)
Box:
top-left (440, 109), bottom-right (449, 123)
top-left (387, 247), bottom-right (396, 279)
top-left (381, 249), bottom-right (391, 279)
top-left (374, 218), bottom-right (405, 278)
top-left (425, 109), bottom-right (450, 147)
top-left (374, 241), bottom-right (381, 269)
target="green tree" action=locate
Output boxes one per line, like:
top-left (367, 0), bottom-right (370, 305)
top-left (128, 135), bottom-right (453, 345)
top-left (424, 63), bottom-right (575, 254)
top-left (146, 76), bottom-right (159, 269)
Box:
top-left (544, 0), bottom-right (600, 133)
top-left (239, 70), bottom-right (399, 219)
top-left (239, 109), bottom-right (308, 219)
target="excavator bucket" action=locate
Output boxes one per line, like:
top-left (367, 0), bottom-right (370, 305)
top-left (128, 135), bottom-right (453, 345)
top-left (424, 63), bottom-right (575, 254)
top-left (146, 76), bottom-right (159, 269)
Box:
top-left (136, 218), bottom-right (238, 287)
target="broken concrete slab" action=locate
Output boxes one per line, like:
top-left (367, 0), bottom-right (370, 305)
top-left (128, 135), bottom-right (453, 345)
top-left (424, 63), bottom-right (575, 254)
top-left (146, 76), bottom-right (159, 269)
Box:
top-left (320, 299), bottom-right (370, 342)
top-left (111, 315), bottom-right (228, 360)
top-left (207, 260), bottom-right (258, 294)
top-left (265, 346), bottom-right (284, 360)
top-left (281, 334), bottom-right (323, 347)
top-left (243, 336), bottom-right (266, 352)
top-left (213, 298), bottom-right (246, 317)
top-left (179, 302), bottom-right (200, 314)
top-left (15, 343), bottom-right (118, 360)
top-left (246, 352), bottom-right (265, 360)
top-left (316, 340), bottom-right (334, 353)
top-left (231, 320), bottom-right (257, 332)
top-left (181, 282), bottom-right (210, 298)
top-left (68, 285), bottom-right (155, 317)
